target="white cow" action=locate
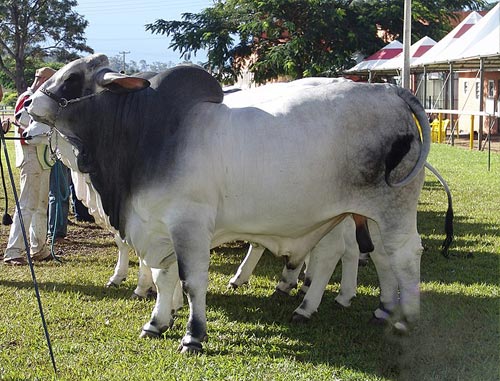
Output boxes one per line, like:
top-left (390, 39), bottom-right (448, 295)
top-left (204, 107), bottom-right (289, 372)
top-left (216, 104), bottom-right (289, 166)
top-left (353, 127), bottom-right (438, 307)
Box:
top-left (26, 54), bottom-right (431, 354)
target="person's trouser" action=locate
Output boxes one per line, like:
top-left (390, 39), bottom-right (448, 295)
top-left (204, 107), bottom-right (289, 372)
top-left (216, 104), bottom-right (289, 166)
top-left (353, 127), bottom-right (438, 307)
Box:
top-left (4, 146), bottom-right (50, 259)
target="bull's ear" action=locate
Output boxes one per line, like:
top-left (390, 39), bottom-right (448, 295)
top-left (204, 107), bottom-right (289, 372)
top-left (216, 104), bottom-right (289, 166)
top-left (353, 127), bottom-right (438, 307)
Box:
top-left (95, 70), bottom-right (150, 93)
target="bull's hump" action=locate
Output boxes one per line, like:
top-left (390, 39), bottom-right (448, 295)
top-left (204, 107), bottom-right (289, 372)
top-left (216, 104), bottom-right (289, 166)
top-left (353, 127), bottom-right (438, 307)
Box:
top-left (151, 65), bottom-right (223, 108)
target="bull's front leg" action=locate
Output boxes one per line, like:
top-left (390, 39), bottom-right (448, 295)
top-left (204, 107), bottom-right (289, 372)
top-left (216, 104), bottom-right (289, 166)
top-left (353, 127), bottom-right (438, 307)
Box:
top-left (140, 262), bottom-right (179, 338)
top-left (106, 233), bottom-right (131, 288)
top-left (169, 217), bottom-right (213, 354)
top-left (132, 258), bottom-right (155, 299)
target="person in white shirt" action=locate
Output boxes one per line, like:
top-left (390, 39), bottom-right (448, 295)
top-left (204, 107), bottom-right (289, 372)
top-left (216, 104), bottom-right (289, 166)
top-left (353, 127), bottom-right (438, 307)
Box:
top-left (3, 67), bottom-right (56, 265)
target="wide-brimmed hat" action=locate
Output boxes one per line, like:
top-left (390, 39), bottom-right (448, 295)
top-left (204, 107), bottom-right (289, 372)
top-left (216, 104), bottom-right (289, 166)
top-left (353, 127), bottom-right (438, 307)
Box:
top-left (35, 67), bottom-right (56, 80)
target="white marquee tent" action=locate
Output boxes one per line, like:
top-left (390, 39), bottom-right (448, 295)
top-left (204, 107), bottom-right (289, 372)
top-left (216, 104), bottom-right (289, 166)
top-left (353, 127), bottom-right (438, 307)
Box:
top-left (345, 40), bottom-right (402, 73)
top-left (345, 7), bottom-right (497, 75)
top-left (373, 36), bottom-right (437, 74)
top-left (413, 3), bottom-right (499, 71)
top-left (411, 11), bottom-right (483, 68)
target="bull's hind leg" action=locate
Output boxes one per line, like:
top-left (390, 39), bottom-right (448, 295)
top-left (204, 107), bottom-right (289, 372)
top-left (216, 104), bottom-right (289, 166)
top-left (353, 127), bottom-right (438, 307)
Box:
top-left (228, 243), bottom-right (266, 288)
top-left (292, 224), bottom-right (347, 321)
top-left (335, 219), bottom-right (359, 307)
top-left (140, 262), bottom-right (179, 338)
top-left (275, 256), bottom-right (307, 296)
top-left (366, 221), bottom-right (399, 323)
top-left (379, 227), bottom-right (423, 331)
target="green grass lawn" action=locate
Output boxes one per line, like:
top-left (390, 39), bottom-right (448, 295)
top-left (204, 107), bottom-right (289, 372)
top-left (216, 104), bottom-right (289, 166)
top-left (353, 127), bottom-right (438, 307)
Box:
top-left (0, 141), bottom-right (498, 381)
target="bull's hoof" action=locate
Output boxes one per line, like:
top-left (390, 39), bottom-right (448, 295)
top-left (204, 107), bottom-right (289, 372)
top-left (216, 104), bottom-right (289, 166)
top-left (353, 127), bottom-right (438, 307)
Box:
top-left (369, 307), bottom-right (391, 325)
top-left (139, 329), bottom-right (161, 339)
top-left (369, 315), bottom-right (388, 326)
top-left (291, 312), bottom-right (310, 324)
top-left (146, 288), bottom-right (157, 300)
top-left (272, 288), bottom-right (291, 298)
top-left (334, 299), bottom-right (350, 309)
top-left (393, 321), bottom-right (410, 335)
top-left (177, 336), bottom-right (206, 355)
top-left (227, 282), bottom-right (239, 290)
top-left (178, 341), bottom-right (203, 355)
top-left (130, 292), bottom-right (146, 300)
top-left (105, 281), bottom-right (120, 288)
top-left (140, 320), bottom-right (172, 339)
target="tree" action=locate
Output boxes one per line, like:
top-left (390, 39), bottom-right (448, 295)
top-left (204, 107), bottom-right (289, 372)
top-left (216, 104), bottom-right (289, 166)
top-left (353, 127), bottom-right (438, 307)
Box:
top-left (107, 55), bottom-right (177, 74)
top-left (354, 0), bottom-right (488, 44)
top-left (146, 0), bottom-right (487, 84)
top-left (0, 0), bottom-right (93, 93)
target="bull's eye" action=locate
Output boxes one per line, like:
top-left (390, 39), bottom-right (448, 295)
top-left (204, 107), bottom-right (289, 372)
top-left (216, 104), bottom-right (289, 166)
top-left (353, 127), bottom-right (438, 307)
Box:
top-left (62, 72), bottom-right (84, 99)
top-left (66, 73), bottom-right (80, 82)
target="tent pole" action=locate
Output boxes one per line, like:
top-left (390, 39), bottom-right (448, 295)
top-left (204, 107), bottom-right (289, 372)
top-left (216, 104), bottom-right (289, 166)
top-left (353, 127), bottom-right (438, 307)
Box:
top-left (449, 62), bottom-right (455, 146)
top-left (423, 66), bottom-right (427, 108)
top-left (478, 57), bottom-right (484, 150)
top-left (402, 0), bottom-right (411, 89)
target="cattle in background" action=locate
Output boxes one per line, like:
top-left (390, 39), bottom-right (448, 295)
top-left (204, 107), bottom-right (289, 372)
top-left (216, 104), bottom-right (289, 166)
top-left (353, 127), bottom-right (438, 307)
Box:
top-left (26, 54), bottom-right (431, 354)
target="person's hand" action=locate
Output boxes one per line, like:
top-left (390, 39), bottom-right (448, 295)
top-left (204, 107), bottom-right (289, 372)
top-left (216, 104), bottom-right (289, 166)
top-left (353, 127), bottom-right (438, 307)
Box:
top-left (1, 118), bottom-right (11, 133)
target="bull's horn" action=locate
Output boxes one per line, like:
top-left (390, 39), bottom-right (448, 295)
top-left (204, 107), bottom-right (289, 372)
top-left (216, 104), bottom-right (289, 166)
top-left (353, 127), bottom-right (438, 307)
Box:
top-left (86, 54), bottom-right (110, 71)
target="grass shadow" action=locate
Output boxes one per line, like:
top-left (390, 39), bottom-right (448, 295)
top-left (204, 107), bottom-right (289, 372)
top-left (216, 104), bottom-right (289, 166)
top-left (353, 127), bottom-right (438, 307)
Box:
top-left (203, 284), bottom-right (499, 380)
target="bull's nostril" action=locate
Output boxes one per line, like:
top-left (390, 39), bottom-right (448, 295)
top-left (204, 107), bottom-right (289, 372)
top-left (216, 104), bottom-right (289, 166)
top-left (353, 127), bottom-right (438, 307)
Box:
top-left (24, 98), bottom-right (32, 108)
top-left (22, 131), bottom-right (29, 138)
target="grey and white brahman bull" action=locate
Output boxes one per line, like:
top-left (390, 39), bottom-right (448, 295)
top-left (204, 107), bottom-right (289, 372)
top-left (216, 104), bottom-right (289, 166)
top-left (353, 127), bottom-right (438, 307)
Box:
top-left (25, 53), bottom-right (431, 354)
top-left (28, 121), bottom-right (452, 327)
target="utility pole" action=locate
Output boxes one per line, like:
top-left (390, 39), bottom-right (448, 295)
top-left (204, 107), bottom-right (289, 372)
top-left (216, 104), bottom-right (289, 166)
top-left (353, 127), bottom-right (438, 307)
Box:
top-left (119, 51), bottom-right (130, 73)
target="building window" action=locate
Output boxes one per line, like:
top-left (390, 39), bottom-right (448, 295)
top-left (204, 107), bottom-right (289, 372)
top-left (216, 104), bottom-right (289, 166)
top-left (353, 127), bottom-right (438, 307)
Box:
top-left (475, 81), bottom-right (480, 99)
top-left (488, 80), bottom-right (495, 98)
top-left (464, 81), bottom-right (468, 94)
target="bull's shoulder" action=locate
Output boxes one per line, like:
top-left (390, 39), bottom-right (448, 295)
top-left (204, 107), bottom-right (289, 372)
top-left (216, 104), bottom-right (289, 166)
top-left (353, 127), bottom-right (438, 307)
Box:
top-left (151, 65), bottom-right (223, 107)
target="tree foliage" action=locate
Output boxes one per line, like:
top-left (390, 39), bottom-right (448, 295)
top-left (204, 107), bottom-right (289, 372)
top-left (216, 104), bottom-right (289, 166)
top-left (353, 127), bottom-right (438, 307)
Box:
top-left (107, 55), bottom-right (179, 74)
top-left (147, 0), bottom-right (487, 84)
top-left (0, 0), bottom-right (93, 93)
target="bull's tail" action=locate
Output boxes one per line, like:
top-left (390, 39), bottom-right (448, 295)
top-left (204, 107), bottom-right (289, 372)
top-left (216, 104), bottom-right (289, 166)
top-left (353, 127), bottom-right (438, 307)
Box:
top-left (385, 87), bottom-right (431, 187)
top-left (424, 162), bottom-right (454, 257)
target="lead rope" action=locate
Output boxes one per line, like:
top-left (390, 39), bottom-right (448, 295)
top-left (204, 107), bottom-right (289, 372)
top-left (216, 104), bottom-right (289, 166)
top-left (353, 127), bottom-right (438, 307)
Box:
top-left (0, 118), bottom-right (13, 225)
top-left (0, 126), bottom-right (57, 374)
top-left (0, 138), bottom-right (12, 225)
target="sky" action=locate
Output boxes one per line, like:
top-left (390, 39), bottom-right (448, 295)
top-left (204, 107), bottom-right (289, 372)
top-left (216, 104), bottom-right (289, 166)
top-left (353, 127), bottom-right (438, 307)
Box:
top-left (75, 0), bottom-right (214, 65)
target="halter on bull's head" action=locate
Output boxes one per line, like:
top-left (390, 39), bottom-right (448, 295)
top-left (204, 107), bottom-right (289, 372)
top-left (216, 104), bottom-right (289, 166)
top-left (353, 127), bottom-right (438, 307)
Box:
top-left (25, 54), bottom-right (150, 129)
